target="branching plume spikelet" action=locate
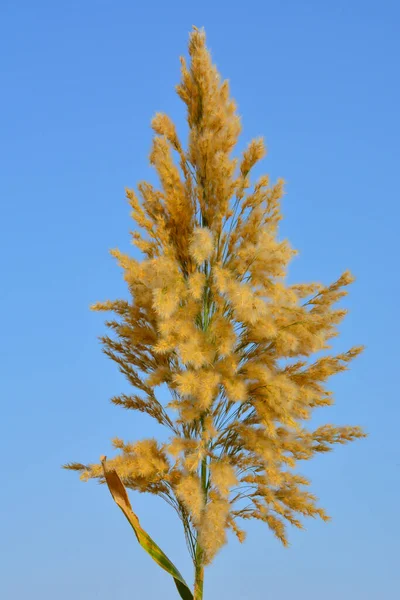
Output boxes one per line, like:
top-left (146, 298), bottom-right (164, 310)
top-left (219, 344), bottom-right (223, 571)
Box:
top-left (65, 25), bottom-right (366, 573)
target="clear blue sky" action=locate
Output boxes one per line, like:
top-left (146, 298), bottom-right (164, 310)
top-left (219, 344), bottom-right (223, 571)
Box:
top-left (1, 1), bottom-right (399, 598)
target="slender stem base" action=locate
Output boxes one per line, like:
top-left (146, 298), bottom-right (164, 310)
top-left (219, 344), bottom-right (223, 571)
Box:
top-left (194, 560), bottom-right (204, 600)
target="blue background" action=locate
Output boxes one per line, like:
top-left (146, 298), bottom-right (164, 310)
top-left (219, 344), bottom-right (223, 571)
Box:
top-left (1, 1), bottom-right (399, 598)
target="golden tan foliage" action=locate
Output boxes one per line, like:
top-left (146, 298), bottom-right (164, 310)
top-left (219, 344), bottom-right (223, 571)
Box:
top-left (65, 25), bottom-right (366, 586)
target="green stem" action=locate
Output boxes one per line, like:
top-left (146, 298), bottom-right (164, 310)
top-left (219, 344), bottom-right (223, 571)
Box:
top-left (194, 453), bottom-right (207, 599)
top-left (193, 548), bottom-right (204, 600)
top-left (193, 228), bottom-right (212, 599)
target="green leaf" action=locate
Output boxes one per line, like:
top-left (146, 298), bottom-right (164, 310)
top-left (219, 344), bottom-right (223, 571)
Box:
top-left (101, 456), bottom-right (193, 600)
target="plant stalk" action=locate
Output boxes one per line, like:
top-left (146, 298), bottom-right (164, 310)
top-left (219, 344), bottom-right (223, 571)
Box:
top-left (193, 453), bottom-right (207, 599)
top-left (193, 246), bottom-right (212, 599)
top-left (193, 548), bottom-right (204, 600)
